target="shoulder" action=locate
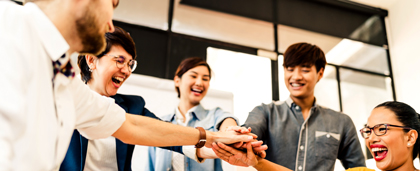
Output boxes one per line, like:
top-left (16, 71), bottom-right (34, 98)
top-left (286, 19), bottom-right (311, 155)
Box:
top-left (317, 105), bottom-right (352, 121)
top-left (115, 94), bottom-right (145, 101)
top-left (114, 94), bottom-right (146, 105)
top-left (251, 101), bottom-right (288, 114)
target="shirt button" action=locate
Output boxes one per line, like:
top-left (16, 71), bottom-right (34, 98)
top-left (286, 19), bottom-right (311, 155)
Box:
top-left (295, 106), bottom-right (300, 110)
top-left (327, 134), bottom-right (331, 138)
top-left (298, 165), bottom-right (302, 170)
top-left (300, 145), bottom-right (304, 150)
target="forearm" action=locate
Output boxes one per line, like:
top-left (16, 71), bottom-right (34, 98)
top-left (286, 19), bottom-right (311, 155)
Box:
top-left (113, 114), bottom-right (203, 146)
top-left (218, 118), bottom-right (238, 132)
top-left (197, 147), bottom-right (218, 159)
top-left (254, 158), bottom-right (292, 171)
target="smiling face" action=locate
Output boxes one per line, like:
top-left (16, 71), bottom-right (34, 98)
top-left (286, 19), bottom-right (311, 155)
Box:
top-left (366, 107), bottom-right (414, 170)
top-left (175, 66), bottom-right (210, 106)
top-left (284, 64), bottom-right (323, 100)
top-left (88, 45), bottom-right (132, 97)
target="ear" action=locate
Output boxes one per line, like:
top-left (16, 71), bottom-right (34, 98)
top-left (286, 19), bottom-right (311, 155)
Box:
top-left (85, 54), bottom-right (97, 70)
top-left (174, 75), bottom-right (181, 87)
top-left (407, 129), bottom-right (418, 148)
top-left (316, 67), bottom-right (324, 82)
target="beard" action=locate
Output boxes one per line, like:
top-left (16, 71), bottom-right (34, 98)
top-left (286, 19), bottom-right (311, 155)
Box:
top-left (75, 6), bottom-right (107, 56)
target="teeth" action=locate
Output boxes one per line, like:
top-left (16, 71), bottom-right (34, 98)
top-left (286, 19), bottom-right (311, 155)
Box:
top-left (291, 83), bottom-right (302, 87)
top-left (192, 88), bottom-right (202, 93)
top-left (371, 148), bottom-right (388, 152)
top-left (113, 77), bottom-right (124, 82)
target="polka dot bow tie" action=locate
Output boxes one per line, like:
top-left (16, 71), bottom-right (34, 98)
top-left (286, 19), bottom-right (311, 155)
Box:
top-left (52, 54), bottom-right (75, 79)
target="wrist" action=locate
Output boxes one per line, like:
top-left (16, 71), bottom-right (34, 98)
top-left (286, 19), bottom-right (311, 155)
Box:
top-left (204, 131), bottom-right (215, 147)
top-left (195, 127), bottom-right (206, 148)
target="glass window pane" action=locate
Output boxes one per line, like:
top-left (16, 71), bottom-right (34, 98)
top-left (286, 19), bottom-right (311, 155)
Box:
top-left (314, 65), bottom-right (340, 111)
top-left (173, 4), bottom-right (274, 50)
top-left (113, 0), bottom-right (169, 30)
top-left (327, 39), bottom-right (389, 75)
top-left (207, 47), bottom-right (272, 125)
top-left (340, 68), bottom-right (393, 159)
top-left (278, 24), bottom-right (343, 54)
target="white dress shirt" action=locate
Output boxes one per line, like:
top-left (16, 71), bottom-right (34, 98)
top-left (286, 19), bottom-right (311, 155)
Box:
top-left (0, 2), bottom-right (126, 170)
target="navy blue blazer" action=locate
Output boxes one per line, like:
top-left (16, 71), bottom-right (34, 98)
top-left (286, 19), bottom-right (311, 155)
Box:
top-left (59, 94), bottom-right (183, 171)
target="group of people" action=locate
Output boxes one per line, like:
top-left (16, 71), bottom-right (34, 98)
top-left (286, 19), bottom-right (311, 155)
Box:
top-left (1, 0), bottom-right (420, 171)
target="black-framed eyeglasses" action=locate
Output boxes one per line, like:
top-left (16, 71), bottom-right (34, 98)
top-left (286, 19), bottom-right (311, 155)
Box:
top-left (360, 123), bottom-right (413, 139)
top-left (106, 54), bottom-right (137, 72)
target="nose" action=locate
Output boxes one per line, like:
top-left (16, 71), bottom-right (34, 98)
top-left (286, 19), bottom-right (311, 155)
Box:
top-left (291, 69), bottom-right (303, 80)
top-left (120, 63), bottom-right (131, 75)
top-left (195, 77), bottom-right (203, 87)
top-left (108, 20), bottom-right (115, 33)
top-left (366, 131), bottom-right (380, 143)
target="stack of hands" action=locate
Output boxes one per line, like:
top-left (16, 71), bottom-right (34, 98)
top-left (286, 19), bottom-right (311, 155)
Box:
top-left (211, 126), bottom-right (268, 167)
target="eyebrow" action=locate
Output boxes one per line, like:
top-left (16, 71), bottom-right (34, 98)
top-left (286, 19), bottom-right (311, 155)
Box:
top-left (190, 71), bottom-right (210, 77)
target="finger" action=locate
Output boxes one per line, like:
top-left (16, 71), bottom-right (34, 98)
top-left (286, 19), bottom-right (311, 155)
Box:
top-left (232, 142), bottom-right (243, 148)
top-left (246, 142), bottom-right (255, 158)
top-left (231, 134), bottom-right (254, 143)
top-left (252, 145), bottom-right (268, 152)
top-left (250, 140), bottom-right (263, 147)
top-left (217, 142), bottom-right (241, 156)
top-left (212, 142), bottom-right (232, 158)
top-left (258, 151), bottom-right (267, 158)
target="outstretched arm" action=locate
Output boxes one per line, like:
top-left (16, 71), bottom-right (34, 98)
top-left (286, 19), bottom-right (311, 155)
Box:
top-left (112, 114), bottom-right (256, 148)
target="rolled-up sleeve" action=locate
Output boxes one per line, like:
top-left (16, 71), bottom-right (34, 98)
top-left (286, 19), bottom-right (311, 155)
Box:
top-left (72, 79), bottom-right (126, 140)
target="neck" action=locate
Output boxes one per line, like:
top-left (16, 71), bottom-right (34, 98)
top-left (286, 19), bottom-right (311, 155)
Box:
top-left (178, 98), bottom-right (197, 117)
top-left (385, 156), bottom-right (416, 171)
top-left (35, 1), bottom-right (81, 54)
top-left (290, 95), bottom-right (315, 120)
top-left (87, 81), bottom-right (108, 97)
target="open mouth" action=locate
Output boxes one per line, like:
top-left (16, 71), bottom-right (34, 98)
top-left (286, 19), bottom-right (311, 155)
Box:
top-left (112, 76), bottom-right (124, 85)
top-left (372, 147), bottom-right (388, 161)
top-left (290, 83), bottom-right (305, 87)
top-left (191, 88), bottom-right (203, 95)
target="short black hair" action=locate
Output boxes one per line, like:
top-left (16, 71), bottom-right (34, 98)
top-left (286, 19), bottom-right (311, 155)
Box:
top-left (283, 42), bottom-right (326, 72)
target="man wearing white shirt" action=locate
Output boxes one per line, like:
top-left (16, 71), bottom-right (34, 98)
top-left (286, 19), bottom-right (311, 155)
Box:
top-left (0, 0), bottom-right (256, 170)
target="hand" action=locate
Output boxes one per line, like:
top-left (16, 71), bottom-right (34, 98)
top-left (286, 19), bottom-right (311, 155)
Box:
top-left (205, 130), bottom-right (257, 148)
top-left (225, 126), bottom-right (252, 149)
top-left (224, 126), bottom-right (252, 134)
top-left (212, 142), bottom-right (260, 167)
top-left (230, 139), bottom-right (267, 158)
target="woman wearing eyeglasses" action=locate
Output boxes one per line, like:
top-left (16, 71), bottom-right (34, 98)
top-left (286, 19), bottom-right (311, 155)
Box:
top-left (59, 27), bottom-right (188, 171)
top-left (212, 101), bottom-right (420, 171)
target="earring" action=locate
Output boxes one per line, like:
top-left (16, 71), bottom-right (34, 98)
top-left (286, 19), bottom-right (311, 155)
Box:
top-left (89, 68), bottom-right (93, 72)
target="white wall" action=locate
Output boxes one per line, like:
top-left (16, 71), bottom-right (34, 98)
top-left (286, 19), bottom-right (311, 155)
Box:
top-left (386, 0), bottom-right (420, 111)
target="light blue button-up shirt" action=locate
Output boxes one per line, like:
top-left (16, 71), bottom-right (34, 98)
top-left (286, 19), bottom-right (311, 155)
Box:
top-left (146, 104), bottom-right (238, 171)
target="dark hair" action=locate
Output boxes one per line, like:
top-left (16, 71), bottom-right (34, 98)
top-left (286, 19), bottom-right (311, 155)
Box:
top-left (174, 57), bottom-right (211, 98)
top-left (78, 26), bottom-right (136, 83)
top-left (375, 101), bottom-right (420, 159)
top-left (283, 42), bottom-right (326, 72)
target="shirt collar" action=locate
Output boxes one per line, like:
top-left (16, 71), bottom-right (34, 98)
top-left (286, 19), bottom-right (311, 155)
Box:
top-left (286, 97), bottom-right (318, 109)
top-left (173, 104), bottom-right (206, 121)
top-left (26, 2), bottom-right (69, 62)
